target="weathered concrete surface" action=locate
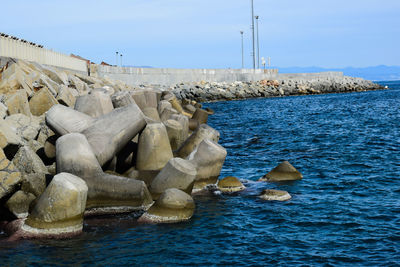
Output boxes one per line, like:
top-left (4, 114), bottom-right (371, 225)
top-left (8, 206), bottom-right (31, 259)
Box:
top-left (259, 161), bottom-right (303, 182)
top-left (259, 189), bottom-right (292, 201)
top-left (138, 188), bottom-right (195, 224)
top-left (56, 133), bottom-right (153, 213)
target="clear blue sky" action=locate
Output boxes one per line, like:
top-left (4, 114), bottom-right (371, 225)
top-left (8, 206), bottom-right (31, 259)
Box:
top-left (2, 0), bottom-right (399, 69)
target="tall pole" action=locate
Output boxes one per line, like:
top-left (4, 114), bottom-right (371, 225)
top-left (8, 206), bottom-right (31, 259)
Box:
top-left (255, 15), bottom-right (260, 69)
top-left (251, 0), bottom-right (256, 69)
top-left (120, 54), bottom-right (123, 67)
top-left (116, 51), bottom-right (118, 66)
top-left (240, 31), bottom-right (244, 69)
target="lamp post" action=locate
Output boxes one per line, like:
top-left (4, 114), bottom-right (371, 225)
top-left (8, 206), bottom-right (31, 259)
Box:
top-left (116, 52), bottom-right (119, 66)
top-left (251, 0), bottom-right (256, 70)
top-left (255, 15), bottom-right (260, 69)
top-left (240, 31), bottom-right (244, 69)
top-left (120, 54), bottom-right (123, 67)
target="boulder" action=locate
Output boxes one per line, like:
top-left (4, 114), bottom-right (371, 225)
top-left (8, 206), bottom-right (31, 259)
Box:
top-left (21, 173), bottom-right (46, 198)
top-left (136, 123), bottom-right (173, 171)
top-left (176, 124), bottom-right (220, 158)
top-left (56, 85), bottom-right (76, 107)
top-left (46, 104), bottom-right (95, 135)
top-left (188, 139), bottom-right (227, 191)
top-left (5, 90), bottom-right (31, 116)
top-left (163, 119), bottom-right (185, 151)
top-left (150, 158), bottom-right (196, 198)
top-left (74, 89), bottom-right (114, 118)
top-left (81, 103), bottom-right (147, 166)
top-left (12, 146), bottom-right (48, 175)
top-left (259, 189), bottom-right (292, 201)
top-left (0, 148), bottom-right (22, 199)
top-left (184, 104), bottom-right (196, 114)
top-left (138, 188), bottom-right (195, 224)
top-left (5, 114), bottom-right (41, 141)
top-left (0, 119), bottom-right (23, 155)
top-left (29, 87), bottom-right (58, 116)
top-left (5, 190), bottom-right (36, 219)
top-left (258, 161), bottom-right (303, 182)
top-left (217, 177), bottom-right (245, 193)
top-left (56, 133), bottom-right (153, 214)
top-left (12, 173), bottom-right (88, 239)
top-left (0, 102), bottom-right (8, 119)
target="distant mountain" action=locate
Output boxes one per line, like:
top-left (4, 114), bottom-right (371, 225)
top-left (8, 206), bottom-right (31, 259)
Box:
top-left (277, 65), bottom-right (400, 81)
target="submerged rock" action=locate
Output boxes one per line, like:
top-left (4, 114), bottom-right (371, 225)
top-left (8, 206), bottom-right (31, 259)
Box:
top-left (217, 177), bottom-right (245, 193)
top-left (259, 189), bottom-right (291, 201)
top-left (138, 188), bottom-right (195, 224)
top-left (258, 161), bottom-right (303, 182)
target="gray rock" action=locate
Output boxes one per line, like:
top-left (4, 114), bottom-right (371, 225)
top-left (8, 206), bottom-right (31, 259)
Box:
top-left (259, 189), bottom-right (292, 201)
top-left (5, 190), bottom-right (36, 218)
top-left (0, 148), bottom-right (22, 199)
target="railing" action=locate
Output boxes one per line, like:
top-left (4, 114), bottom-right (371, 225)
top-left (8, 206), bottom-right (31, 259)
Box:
top-left (0, 36), bottom-right (87, 72)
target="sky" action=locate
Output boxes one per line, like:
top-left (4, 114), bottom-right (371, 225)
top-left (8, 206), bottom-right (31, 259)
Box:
top-left (2, 0), bottom-right (400, 69)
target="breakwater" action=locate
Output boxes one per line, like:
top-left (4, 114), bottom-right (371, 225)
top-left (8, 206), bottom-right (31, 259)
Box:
top-left (0, 57), bottom-right (386, 241)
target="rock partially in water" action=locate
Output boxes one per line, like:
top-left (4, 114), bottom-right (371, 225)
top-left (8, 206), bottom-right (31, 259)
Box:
top-left (217, 177), bottom-right (246, 193)
top-left (259, 189), bottom-right (291, 201)
top-left (10, 173), bottom-right (88, 239)
top-left (188, 139), bottom-right (227, 192)
top-left (259, 161), bottom-right (303, 182)
top-left (138, 188), bottom-right (195, 224)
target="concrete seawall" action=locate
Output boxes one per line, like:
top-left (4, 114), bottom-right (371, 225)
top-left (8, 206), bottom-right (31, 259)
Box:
top-left (93, 65), bottom-right (342, 86)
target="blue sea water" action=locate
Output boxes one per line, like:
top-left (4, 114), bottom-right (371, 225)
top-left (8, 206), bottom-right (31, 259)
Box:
top-left (1, 82), bottom-right (399, 266)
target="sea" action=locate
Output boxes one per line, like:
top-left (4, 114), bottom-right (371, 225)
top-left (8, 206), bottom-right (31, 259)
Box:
top-left (0, 81), bottom-right (399, 266)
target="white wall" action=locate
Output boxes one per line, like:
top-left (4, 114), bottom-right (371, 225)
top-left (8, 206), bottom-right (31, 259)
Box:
top-left (0, 36), bottom-right (87, 72)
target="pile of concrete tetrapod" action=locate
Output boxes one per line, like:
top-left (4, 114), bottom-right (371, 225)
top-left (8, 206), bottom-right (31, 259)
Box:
top-left (0, 58), bottom-right (240, 239)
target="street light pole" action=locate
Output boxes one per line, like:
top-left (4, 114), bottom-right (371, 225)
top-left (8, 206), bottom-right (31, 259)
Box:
top-left (240, 31), bottom-right (244, 69)
top-left (255, 15), bottom-right (260, 69)
top-left (251, 0), bottom-right (256, 70)
top-left (116, 51), bottom-right (118, 66)
top-left (120, 54), bottom-right (123, 67)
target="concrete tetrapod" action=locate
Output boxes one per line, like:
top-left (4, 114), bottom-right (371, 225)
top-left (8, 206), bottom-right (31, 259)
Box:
top-left (192, 108), bottom-right (209, 125)
top-left (163, 119), bottom-right (185, 151)
top-left (136, 123), bottom-right (173, 172)
top-left (56, 133), bottom-right (153, 215)
top-left (138, 188), bottom-right (195, 224)
top-left (150, 157), bottom-right (197, 199)
top-left (8, 173), bottom-right (88, 239)
top-left (176, 124), bottom-right (220, 159)
top-left (258, 161), bottom-right (303, 182)
top-left (74, 89), bottom-right (114, 118)
top-left (81, 103), bottom-right (147, 166)
top-left (111, 91), bottom-right (134, 108)
top-left (46, 104), bottom-right (95, 135)
top-left (217, 177), bottom-right (246, 193)
top-left (170, 114), bottom-right (189, 142)
top-left (188, 139), bottom-right (227, 192)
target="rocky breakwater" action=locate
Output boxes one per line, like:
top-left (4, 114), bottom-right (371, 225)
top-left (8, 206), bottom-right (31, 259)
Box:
top-left (169, 76), bottom-right (384, 102)
top-left (0, 58), bottom-right (230, 239)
